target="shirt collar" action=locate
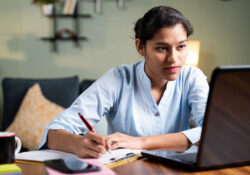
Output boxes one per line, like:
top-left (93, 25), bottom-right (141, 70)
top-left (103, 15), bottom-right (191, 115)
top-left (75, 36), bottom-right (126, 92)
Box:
top-left (137, 60), bottom-right (177, 105)
top-left (137, 60), bottom-right (151, 91)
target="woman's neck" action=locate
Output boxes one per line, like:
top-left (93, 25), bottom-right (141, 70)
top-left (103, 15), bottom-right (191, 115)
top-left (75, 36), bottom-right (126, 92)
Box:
top-left (148, 76), bottom-right (168, 105)
top-left (144, 64), bottom-right (168, 104)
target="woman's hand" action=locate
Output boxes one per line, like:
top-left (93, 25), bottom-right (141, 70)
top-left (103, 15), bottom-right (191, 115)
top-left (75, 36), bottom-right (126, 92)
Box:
top-left (47, 130), bottom-right (107, 158)
top-left (106, 132), bottom-right (144, 150)
top-left (73, 132), bottom-right (107, 158)
top-left (105, 132), bottom-right (192, 151)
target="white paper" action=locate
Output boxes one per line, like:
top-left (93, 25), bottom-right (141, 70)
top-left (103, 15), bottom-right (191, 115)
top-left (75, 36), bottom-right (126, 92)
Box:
top-left (15, 148), bottom-right (141, 164)
top-left (15, 149), bottom-right (78, 162)
top-left (98, 148), bottom-right (141, 164)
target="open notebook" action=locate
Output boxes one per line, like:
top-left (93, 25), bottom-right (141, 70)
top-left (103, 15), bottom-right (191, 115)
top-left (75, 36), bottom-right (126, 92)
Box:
top-left (16, 148), bottom-right (141, 167)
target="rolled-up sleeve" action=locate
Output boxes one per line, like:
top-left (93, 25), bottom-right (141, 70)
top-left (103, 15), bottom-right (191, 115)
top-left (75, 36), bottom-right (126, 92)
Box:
top-left (39, 68), bottom-right (121, 149)
top-left (182, 67), bottom-right (209, 144)
top-left (182, 127), bottom-right (202, 144)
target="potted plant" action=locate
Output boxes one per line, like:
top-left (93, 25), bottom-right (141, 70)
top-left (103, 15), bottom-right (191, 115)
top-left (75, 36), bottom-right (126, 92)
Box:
top-left (33, 0), bottom-right (60, 16)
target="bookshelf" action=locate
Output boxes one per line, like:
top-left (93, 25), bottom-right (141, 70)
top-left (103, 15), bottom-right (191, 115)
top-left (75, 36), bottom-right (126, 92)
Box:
top-left (41, 2), bottom-right (91, 52)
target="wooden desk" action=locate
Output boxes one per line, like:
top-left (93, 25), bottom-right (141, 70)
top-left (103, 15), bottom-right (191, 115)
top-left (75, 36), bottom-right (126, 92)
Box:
top-left (16, 158), bottom-right (250, 175)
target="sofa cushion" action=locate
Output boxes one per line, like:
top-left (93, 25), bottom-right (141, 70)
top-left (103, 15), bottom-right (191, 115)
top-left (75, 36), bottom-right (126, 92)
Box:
top-left (1, 76), bottom-right (79, 131)
top-left (6, 83), bottom-right (65, 150)
top-left (79, 79), bottom-right (95, 94)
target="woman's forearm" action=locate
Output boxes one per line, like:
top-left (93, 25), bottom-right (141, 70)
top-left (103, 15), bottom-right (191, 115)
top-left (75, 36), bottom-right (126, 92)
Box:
top-left (106, 132), bottom-right (192, 150)
top-left (47, 129), bottom-right (81, 154)
top-left (48, 129), bottom-right (107, 158)
top-left (140, 132), bottom-right (191, 150)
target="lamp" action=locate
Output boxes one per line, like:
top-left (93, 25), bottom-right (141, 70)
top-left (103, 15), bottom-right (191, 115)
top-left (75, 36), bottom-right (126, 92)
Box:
top-left (185, 40), bottom-right (200, 67)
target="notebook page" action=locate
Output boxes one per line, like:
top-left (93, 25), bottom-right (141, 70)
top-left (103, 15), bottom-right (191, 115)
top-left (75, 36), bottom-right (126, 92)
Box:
top-left (16, 149), bottom-right (78, 162)
top-left (98, 148), bottom-right (141, 164)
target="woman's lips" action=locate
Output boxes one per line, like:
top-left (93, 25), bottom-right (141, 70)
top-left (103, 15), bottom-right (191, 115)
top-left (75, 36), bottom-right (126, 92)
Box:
top-left (164, 66), bottom-right (179, 73)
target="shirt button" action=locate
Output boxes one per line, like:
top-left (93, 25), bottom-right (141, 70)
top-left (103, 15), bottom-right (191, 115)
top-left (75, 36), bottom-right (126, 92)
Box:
top-left (155, 112), bottom-right (160, 116)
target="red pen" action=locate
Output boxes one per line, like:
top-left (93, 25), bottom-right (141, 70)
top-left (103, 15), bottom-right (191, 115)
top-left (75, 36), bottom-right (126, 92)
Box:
top-left (78, 112), bottom-right (112, 153)
top-left (78, 113), bottom-right (96, 133)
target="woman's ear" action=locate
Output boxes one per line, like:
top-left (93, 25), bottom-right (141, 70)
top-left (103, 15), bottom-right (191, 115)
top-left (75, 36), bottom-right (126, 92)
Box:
top-left (135, 39), bottom-right (144, 56)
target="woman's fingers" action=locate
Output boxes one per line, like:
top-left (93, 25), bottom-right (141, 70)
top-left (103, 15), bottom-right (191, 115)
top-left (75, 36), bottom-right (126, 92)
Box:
top-left (85, 132), bottom-right (107, 152)
top-left (87, 132), bottom-right (106, 145)
top-left (77, 145), bottom-right (104, 158)
top-left (106, 132), bottom-right (135, 150)
top-left (105, 132), bottom-right (123, 150)
top-left (75, 132), bottom-right (107, 158)
top-left (106, 132), bottom-right (144, 150)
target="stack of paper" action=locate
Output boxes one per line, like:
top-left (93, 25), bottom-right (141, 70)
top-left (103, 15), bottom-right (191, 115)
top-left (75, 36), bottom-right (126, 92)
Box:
top-left (16, 148), bottom-right (141, 172)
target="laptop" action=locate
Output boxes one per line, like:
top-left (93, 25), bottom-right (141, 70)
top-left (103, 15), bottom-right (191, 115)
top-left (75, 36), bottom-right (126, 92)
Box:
top-left (142, 65), bottom-right (250, 171)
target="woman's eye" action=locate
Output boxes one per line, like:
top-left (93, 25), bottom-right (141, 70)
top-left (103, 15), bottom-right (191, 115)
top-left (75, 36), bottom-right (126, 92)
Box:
top-left (177, 45), bottom-right (187, 50)
top-left (156, 47), bottom-right (168, 51)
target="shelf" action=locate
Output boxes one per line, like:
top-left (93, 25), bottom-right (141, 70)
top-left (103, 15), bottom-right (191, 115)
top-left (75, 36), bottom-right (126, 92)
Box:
top-left (41, 2), bottom-right (89, 52)
top-left (47, 14), bottom-right (91, 18)
top-left (41, 36), bottom-right (88, 41)
top-left (42, 36), bottom-right (87, 52)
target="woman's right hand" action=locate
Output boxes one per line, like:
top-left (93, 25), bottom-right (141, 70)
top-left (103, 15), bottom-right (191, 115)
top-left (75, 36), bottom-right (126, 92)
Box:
top-left (47, 129), bottom-right (107, 158)
top-left (73, 131), bottom-right (107, 158)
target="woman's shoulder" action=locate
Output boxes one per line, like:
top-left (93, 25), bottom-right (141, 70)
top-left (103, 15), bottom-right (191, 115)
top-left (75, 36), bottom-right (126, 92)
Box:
top-left (178, 66), bottom-right (208, 88)
top-left (114, 61), bottom-right (143, 71)
top-left (97, 61), bottom-right (143, 84)
top-left (180, 66), bottom-right (207, 79)
top-left (109, 61), bottom-right (143, 78)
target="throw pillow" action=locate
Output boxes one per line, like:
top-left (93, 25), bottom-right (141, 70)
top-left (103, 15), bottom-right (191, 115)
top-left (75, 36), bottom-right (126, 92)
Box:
top-left (1, 76), bottom-right (79, 131)
top-left (6, 83), bottom-right (65, 150)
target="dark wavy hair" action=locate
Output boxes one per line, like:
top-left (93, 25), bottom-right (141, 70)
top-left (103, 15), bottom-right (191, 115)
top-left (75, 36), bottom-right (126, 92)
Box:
top-left (134, 6), bottom-right (193, 46)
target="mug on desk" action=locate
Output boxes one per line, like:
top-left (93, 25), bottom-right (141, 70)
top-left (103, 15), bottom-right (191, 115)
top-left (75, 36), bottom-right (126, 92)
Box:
top-left (0, 132), bottom-right (22, 164)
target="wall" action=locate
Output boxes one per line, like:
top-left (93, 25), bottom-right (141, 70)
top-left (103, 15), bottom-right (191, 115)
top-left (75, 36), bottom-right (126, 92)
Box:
top-left (0, 0), bottom-right (250, 129)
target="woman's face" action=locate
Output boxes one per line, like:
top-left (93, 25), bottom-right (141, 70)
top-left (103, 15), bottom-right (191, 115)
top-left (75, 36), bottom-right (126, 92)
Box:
top-left (139, 23), bottom-right (188, 83)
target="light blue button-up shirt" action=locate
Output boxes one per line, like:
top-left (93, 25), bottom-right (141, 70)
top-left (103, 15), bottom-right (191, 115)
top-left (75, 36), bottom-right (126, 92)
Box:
top-left (39, 61), bottom-right (209, 149)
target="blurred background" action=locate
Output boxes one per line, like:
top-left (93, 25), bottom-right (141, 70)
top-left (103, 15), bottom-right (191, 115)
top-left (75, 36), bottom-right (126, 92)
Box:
top-left (0, 0), bottom-right (250, 126)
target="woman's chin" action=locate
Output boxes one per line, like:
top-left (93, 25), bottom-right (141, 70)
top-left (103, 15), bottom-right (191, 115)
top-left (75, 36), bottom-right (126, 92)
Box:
top-left (163, 74), bottom-right (179, 81)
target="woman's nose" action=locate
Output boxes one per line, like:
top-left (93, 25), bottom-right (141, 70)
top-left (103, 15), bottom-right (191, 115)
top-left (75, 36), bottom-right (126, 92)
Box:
top-left (167, 48), bottom-right (178, 63)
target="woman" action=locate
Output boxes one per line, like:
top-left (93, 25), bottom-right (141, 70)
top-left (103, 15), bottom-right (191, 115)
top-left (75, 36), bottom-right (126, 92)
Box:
top-left (39, 6), bottom-right (209, 158)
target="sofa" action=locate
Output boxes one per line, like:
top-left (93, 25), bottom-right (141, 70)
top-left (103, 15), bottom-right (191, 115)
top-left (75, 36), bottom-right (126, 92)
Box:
top-left (1, 76), bottom-right (95, 151)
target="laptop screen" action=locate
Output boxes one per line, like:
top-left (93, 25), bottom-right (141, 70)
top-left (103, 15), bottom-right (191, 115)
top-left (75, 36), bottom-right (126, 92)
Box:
top-left (142, 66), bottom-right (250, 170)
top-left (198, 66), bottom-right (250, 168)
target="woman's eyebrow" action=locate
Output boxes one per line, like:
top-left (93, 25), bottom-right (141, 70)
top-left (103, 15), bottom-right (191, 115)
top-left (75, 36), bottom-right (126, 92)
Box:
top-left (154, 39), bottom-right (188, 46)
top-left (179, 39), bottom-right (188, 44)
top-left (154, 42), bottom-right (169, 46)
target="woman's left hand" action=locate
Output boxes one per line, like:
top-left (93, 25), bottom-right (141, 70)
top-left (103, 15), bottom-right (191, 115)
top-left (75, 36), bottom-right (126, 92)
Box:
top-left (105, 132), bottom-right (144, 150)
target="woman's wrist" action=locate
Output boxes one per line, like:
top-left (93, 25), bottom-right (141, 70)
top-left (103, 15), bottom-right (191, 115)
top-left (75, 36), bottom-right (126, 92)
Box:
top-left (138, 136), bottom-right (147, 150)
top-left (71, 133), bottom-right (84, 154)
